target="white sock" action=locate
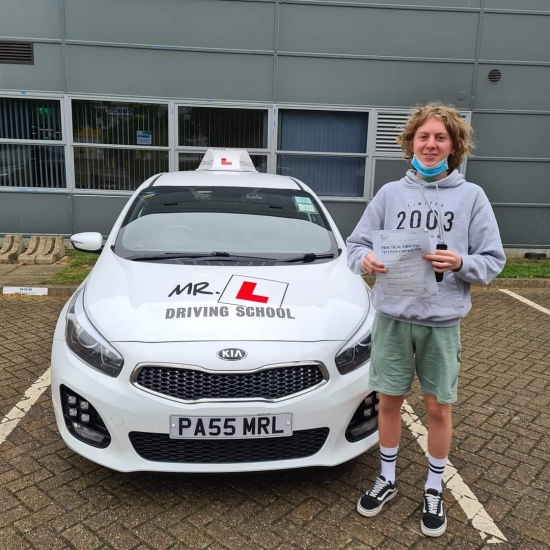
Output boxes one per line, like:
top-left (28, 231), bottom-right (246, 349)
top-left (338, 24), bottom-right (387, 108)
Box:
top-left (425, 454), bottom-right (447, 493)
top-left (379, 445), bottom-right (399, 483)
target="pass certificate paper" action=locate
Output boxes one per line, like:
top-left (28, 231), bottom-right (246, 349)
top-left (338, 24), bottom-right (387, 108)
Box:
top-left (372, 229), bottom-right (439, 296)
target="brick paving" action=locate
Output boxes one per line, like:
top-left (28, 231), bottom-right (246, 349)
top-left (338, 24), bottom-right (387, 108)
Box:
top-left (0, 290), bottom-right (549, 549)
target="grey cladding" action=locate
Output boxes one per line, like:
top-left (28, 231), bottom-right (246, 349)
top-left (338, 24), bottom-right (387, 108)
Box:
top-left (0, 43), bottom-right (63, 92)
top-left (480, 14), bottom-right (550, 63)
top-left (465, 161), bottom-right (550, 205)
top-left (279, 5), bottom-right (478, 59)
top-left (493, 206), bottom-right (550, 248)
top-left (0, 193), bottom-right (72, 235)
top-left (0, 0), bottom-right (61, 39)
top-left (277, 57), bottom-right (474, 107)
top-left (67, 46), bottom-right (274, 100)
top-left (474, 64), bottom-right (550, 111)
top-left (323, 0), bottom-right (481, 7)
top-left (472, 113), bottom-right (550, 159)
top-left (64, 0), bottom-right (275, 51)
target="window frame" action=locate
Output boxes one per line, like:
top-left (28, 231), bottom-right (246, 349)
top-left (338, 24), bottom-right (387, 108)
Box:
top-left (5, 93), bottom-right (470, 202)
top-left (0, 91), bottom-right (67, 192)
top-left (174, 101), bottom-right (272, 174)
top-left (68, 95), bottom-right (172, 194)
top-left (274, 104), bottom-right (372, 201)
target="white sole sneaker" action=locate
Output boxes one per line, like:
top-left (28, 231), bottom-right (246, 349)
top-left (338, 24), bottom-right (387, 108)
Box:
top-left (356, 488), bottom-right (397, 517)
top-left (421, 518), bottom-right (447, 537)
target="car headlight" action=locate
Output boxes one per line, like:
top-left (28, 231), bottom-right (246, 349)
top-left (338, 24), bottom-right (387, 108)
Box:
top-left (65, 288), bottom-right (124, 377)
top-left (335, 314), bottom-right (373, 375)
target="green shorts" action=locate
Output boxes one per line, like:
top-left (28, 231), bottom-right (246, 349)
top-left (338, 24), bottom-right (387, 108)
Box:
top-left (368, 314), bottom-right (461, 404)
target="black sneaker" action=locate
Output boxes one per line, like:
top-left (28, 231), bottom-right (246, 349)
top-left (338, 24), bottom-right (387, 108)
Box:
top-left (421, 489), bottom-right (447, 537)
top-left (357, 475), bottom-right (397, 517)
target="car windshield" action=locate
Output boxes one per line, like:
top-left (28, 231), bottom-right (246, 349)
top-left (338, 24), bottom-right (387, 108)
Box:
top-left (114, 185), bottom-right (339, 263)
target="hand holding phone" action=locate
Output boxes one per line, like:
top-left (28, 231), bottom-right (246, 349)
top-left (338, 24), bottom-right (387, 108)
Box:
top-left (435, 243), bottom-right (447, 282)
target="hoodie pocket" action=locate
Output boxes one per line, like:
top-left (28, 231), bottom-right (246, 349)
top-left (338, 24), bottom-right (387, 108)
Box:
top-left (451, 274), bottom-right (465, 310)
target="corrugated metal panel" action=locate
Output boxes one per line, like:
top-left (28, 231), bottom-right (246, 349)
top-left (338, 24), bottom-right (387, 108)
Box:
top-left (0, 41), bottom-right (33, 64)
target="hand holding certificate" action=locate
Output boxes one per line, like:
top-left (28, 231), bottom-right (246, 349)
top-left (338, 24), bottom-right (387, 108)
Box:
top-left (372, 229), bottom-right (439, 296)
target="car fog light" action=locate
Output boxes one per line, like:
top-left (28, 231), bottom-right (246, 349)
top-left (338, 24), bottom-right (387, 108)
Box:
top-left (72, 422), bottom-right (107, 445)
top-left (348, 417), bottom-right (378, 439)
top-left (60, 385), bottom-right (111, 449)
top-left (346, 391), bottom-right (379, 442)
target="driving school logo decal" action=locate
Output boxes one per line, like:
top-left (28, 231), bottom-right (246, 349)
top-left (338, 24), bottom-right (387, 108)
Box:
top-left (165, 275), bottom-right (295, 320)
top-left (218, 275), bottom-right (288, 308)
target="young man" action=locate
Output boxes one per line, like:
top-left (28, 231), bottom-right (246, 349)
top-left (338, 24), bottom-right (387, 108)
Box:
top-left (346, 103), bottom-right (505, 537)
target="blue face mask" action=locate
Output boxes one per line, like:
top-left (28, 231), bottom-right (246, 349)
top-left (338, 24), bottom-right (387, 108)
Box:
top-left (411, 155), bottom-right (449, 179)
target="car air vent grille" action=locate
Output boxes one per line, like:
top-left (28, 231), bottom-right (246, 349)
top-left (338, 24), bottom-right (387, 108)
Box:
top-left (0, 41), bottom-right (33, 64)
top-left (134, 363), bottom-right (326, 402)
top-left (179, 260), bottom-right (277, 266)
top-left (129, 428), bottom-right (329, 463)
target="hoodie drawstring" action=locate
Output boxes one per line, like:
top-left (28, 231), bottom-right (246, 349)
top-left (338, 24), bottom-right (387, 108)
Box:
top-left (417, 179), bottom-right (446, 245)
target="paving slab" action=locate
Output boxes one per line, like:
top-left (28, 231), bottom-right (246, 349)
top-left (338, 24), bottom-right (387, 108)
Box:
top-left (0, 264), bottom-right (18, 277)
top-left (0, 290), bottom-right (549, 549)
top-left (0, 264), bottom-right (65, 286)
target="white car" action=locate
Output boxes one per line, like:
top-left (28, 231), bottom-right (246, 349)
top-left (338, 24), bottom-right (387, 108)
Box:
top-left (51, 149), bottom-right (378, 473)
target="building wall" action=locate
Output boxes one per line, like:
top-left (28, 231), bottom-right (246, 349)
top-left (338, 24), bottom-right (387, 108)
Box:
top-left (1, 0), bottom-right (549, 246)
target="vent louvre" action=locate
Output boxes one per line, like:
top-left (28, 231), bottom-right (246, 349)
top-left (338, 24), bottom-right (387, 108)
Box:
top-left (0, 42), bottom-right (33, 65)
top-left (375, 113), bottom-right (410, 153)
top-left (375, 111), bottom-right (469, 154)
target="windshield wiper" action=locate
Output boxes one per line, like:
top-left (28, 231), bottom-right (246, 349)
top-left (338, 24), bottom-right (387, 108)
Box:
top-left (126, 252), bottom-right (230, 261)
top-left (282, 253), bottom-right (336, 263)
top-left (126, 252), bottom-right (280, 262)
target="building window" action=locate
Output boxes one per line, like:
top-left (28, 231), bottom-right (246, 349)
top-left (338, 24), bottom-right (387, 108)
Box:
top-left (276, 109), bottom-right (368, 197)
top-left (177, 106), bottom-right (269, 173)
top-left (72, 100), bottom-right (169, 191)
top-left (0, 97), bottom-right (65, 188)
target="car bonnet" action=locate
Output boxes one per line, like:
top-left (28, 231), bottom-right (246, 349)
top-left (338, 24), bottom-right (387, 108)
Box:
top-left (83, 252), bottom-right (370, 343)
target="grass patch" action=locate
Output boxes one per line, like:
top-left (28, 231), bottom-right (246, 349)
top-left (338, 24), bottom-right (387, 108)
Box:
top-left (45, 249), bottom-right (99, 285)
top-left (498, 258), bottom-right (550, 279)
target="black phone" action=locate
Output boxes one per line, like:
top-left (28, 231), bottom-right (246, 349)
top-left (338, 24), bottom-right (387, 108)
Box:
top-left (435, 243), bottom-right (447, 282)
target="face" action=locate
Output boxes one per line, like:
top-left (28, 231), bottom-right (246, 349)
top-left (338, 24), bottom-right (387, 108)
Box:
top-left (412, 118), bottom-right (455, 168)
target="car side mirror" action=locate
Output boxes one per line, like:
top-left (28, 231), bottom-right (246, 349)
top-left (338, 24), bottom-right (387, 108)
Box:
top-left (70, 232), bottom-right (104, 254)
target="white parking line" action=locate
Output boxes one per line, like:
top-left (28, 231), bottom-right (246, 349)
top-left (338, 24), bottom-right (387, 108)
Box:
top-left (499, 288), bottom-right (550, 315)
top-left (0, 368), bottom-right (51, 446)
top-left (402, 400), bottom-right (507, 544)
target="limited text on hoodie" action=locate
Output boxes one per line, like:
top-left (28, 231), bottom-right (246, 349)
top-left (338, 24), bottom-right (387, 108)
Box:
top-left (346, 170), bottom-right (506, 327)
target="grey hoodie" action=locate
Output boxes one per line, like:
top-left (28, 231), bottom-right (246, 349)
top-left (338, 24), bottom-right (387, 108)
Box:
top-left (346, 169), bottom-right (506, 327)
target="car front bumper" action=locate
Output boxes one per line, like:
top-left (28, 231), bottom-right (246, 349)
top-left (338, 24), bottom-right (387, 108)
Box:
top-left (51, 338), bottom-right (378, 472)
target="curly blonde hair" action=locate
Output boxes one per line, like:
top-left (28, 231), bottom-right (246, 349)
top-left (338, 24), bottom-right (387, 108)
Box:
top-left (396, 102), bottom-right (475, 172)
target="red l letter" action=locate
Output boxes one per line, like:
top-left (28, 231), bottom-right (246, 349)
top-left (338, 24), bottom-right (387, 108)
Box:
top-left (236, 282), bottom-right (269, 303)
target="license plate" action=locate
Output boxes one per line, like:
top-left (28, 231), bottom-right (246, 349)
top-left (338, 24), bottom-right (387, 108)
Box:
top-left (169, 414), bottom-right (293, 439)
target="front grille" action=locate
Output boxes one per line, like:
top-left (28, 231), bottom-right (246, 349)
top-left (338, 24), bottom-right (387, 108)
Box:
top-left (134, 363), bottom-right (325, 402)
top-left (129, 428), bottom-right (329, 463)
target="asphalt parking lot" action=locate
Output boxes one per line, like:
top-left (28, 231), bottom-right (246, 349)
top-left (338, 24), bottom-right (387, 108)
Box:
top-left (1, 289), bottom-right (549, 550)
